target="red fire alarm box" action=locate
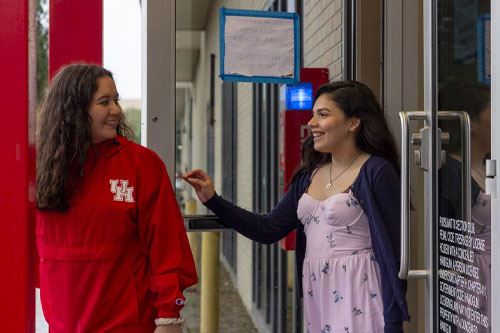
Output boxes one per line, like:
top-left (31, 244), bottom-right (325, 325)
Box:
top-left (279, 68), bottom-right (329, 250)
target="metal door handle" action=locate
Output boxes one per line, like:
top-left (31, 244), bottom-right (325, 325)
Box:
top-left (398, 111), bottom-right (471, 280)
top-left (399, 111), bottom-right (428, 279)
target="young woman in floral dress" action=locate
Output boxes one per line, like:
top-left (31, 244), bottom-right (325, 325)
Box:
top-left (184, 81), bottom-right (409, 332)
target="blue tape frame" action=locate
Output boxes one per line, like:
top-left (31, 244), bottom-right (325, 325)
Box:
top-left (477, 14), bottom-right (490, 84)
top-left (219, 7), bottom-right (300, 84)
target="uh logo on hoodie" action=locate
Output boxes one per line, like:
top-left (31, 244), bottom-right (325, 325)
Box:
top-left (109, 179), bottom-right (135, 203)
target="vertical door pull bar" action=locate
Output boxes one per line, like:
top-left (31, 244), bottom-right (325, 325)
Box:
top-left (399, 111), bottom-right (429, 279)
top-left (398, 111), bottom-right (470, 280)
top-left (437, 111), bottom-right (471, 221)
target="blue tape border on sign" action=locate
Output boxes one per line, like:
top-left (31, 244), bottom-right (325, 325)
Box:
top-left (477, 14), bottom-right (490, 84)
top-left (219, 7), bottom-right (300, 84)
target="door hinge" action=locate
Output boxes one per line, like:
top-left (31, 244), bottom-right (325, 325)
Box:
top-left (485, 159), bottom-right (497, 197)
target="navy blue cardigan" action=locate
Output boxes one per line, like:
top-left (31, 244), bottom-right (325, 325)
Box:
top-left (204, 155), bottom-right (410, 330)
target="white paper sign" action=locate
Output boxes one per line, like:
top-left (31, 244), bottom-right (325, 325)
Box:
top-left (224, 16), bottom-right (295, 78)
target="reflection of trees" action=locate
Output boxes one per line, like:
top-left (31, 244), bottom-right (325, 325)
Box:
top-left (37, 0), bottom-right (48, 104)
top-left (123, 107), bottom-right (141, 144)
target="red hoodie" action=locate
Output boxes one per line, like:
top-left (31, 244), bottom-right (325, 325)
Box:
top-left (36, 136), bottom-right (198, 332)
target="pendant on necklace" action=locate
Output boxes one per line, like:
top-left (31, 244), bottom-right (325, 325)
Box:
top-left (326, 183), bottom-right (332, 190)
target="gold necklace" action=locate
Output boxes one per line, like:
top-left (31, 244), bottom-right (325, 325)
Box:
top-left (326, 153), bottom-right (361, 190)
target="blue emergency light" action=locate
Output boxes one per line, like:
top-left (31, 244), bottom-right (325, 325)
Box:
top-left (286, 82), bottom-right (313, 110)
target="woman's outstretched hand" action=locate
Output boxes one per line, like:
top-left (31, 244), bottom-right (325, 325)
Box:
top-left (182, 169), bottom-right (215, 203)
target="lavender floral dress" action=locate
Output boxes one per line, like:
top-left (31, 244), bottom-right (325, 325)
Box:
top-left (297, 189), bottom-right (384, 332)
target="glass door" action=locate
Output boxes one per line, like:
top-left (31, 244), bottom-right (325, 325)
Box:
top-left (434, 1), bottom-right (492, 332)
top-left (398, 1), bottom-right (497, 332)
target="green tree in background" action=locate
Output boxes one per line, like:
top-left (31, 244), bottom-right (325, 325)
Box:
top-left (35, 1), bottom-right (142, 147)
top-left (37, 0), bottom-right (48, 104)
top-left (124, 107), bottom-right (141, 144)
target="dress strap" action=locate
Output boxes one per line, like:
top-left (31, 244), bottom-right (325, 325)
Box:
top-left (310, 167), bottom-right (321, 180)
top-left (304, 167), bottom-right (322, 194)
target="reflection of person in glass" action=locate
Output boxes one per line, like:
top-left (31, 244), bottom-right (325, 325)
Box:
top-left (439, 81), bottom-right (491, 332)
top-left (36, 64), bottom-right (198, 333)
top-left (184, 81), bottom-right (409, 332)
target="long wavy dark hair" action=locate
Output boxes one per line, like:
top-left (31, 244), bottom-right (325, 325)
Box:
top-left (438, 81), bottom-right (490, 154)
top-left (291, 81), bottom-right (400, 182)
top-left (37, 64), bottom-right (133, 212)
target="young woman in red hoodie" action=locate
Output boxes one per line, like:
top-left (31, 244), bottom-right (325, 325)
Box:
top-left (36, 64), bottom-right (198, 333)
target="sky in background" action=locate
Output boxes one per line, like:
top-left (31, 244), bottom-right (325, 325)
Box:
top-left (103, 0), bottom-right (141, 100)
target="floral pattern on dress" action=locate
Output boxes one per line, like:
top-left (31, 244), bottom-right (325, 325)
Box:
top-left (352, 307), bottom-right (363, 316)
top-left (345, 197), bottom-right (359, 208)
top-left (333, 290), bottom-right (344, 303)
top-left (321, 325), bottom-right (332, 333)
top-left (322, 262), bottom-right (330, 274)
top-left (298, 190), bottom-right (384, 332)
top-left (327, 233), bottom-right (336, 248)
top-left (304, 214), bottom-right (320, 225)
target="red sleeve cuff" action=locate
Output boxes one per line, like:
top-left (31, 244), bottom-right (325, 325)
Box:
top-left (157, 308), bottom-right (181, 318)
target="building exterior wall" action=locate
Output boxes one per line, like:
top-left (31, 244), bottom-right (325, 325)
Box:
top-left (235, 81), bottom-right (256, 312)
top-left (304, 0), bottom-right (344, 81)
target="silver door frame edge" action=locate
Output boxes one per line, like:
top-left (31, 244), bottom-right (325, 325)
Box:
top-left (491, 1), bottom-right (499, 332)
top-left (141, 0), bottom-right (176, 186)
top-left (423, 0), bottom-right (435, 332)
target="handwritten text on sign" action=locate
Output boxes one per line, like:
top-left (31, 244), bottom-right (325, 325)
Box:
top-left (224, 16), bottom-right (294, 78)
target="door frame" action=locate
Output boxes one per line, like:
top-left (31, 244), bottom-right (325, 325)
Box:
top-left (384, 1), bottom-right (430, 332)
top-left (398, 0), bottom-right (500, 332)
top-left (490, 1), bottom-right (499, 331)
top-left (423, 0), bottom-right (438, 331)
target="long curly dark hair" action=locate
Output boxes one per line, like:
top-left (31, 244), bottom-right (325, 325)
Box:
top-left (37, 64), bottom-right (133, 212)
top-left (291, 81), bottom-right (400, 182)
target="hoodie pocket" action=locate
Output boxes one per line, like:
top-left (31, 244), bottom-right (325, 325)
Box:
top-left (39, 257), bottom-right (140, 332)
